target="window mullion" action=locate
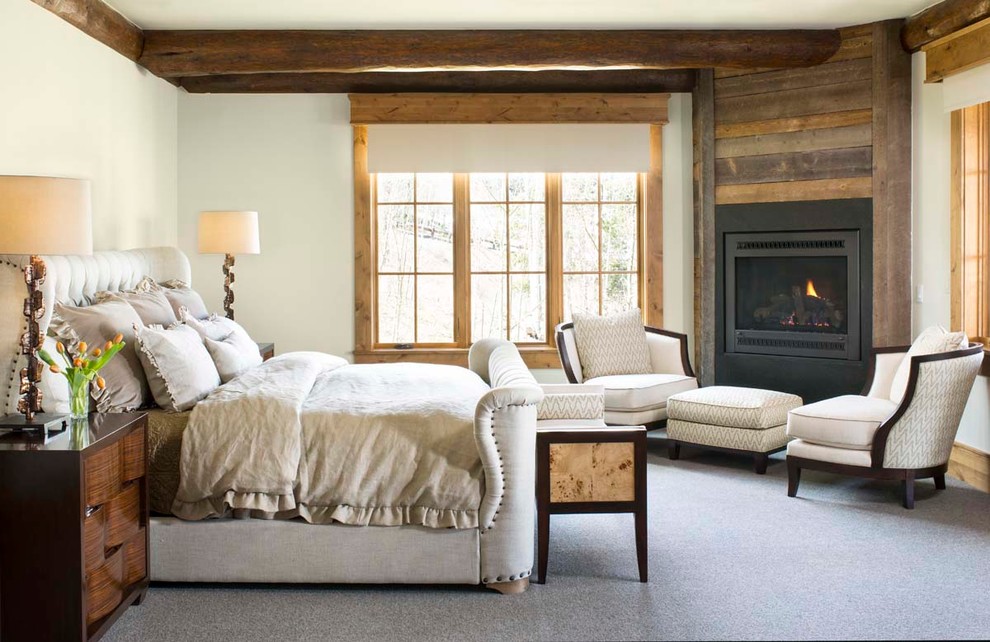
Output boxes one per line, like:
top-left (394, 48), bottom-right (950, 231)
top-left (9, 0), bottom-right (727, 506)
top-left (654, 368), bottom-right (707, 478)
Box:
top-left (547, 174), bottom-right (563, 343)
top-left (453, 173), bottom-right (471, 347)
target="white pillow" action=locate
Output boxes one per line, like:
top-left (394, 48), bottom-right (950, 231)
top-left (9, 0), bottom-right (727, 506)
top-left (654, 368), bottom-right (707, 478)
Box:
top-left (180, 309), bottom-right (240, 341)
top-left (888, 326), bottom-right (967, 403)
top-left (571, 308), bottom-right (653, 380)
top-left (205, 332), bottom-right (264, 383)
top-left (135, 324), bottom-right (221, 412)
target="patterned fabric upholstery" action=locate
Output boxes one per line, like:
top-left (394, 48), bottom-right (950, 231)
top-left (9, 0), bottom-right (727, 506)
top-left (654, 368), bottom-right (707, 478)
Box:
top-left (667, 386), bottom-right (803, 429)
top-left (668, 420), bottom-right (790, 453)
top-left (571, 309), bottom-right (653, 380)
top-left (882, 350), bottom-right (982, 469)
top-left (537, 385), bottom-right (605, 421)
top-left (888, 326), bottom-right (967, 402)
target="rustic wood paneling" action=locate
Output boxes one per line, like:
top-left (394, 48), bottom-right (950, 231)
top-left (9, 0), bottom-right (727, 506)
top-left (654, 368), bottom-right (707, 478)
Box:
top-left (948, 441), bottom-right (990, 492)
top-left (31, 0), bottom-right (144, 62)
top-left (872, 19), bottom-right (913, 347)
top-left (715, 177), bottom-right (873, 204)
top-left (715, 123), bottom-right (872, 158)
top-left (178, 69), bottom-right (699, 94)
top-left (349, 93), bottom-right (669, 124)
top-left (924, 17), bottom-right (990, 82)
top-left (826, 34), bottom-right (875, 62)
top-left (140, 29), bottom-right (840, 77)
top-left (902, 0), bottom-right (990, 52)
top-left (693, 70), bottom-right (716, 386)
top-left (715, 147), bottom-right (872, 185)
top-left (715, 109), bottom-right (873, 139)
top-left (714, 58), bottom-right (872, 100)
top-left (353, 126), bottom-right (373, 353)
top-left (716, 80), bottom-right (872, 125)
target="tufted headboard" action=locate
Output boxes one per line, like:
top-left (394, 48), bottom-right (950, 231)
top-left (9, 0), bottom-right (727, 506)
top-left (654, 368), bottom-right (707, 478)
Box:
top-left (1, 247), bottom-right (191, 414)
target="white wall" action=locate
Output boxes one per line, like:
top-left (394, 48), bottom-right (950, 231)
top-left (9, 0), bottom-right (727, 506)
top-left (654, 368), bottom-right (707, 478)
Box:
top-left (177, 93), bottom-right (696, 374)
top-left (177, 94), bottom-right (355, 356)
top-left (0, 1), bottom-right (178, 250)
top-left (912, 52), bottom-right (990, 453)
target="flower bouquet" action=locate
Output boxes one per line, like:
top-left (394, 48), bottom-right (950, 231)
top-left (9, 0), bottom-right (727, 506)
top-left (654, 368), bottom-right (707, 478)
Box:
top-left (38, 334), bottom-right (125, 419)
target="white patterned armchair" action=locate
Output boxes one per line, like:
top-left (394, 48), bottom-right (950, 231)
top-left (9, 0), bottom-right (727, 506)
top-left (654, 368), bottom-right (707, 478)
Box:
top-left (554, 322), bottom-right (697, 428)
top-left (785, 341), bottom-right (984, 509)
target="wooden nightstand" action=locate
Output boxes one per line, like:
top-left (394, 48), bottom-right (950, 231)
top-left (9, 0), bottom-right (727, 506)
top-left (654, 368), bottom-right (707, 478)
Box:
top-left (535, 425), bottom-right (648, 584)
top-left (258, 342), bottom-right (275, 361)
top-left (0, 412), bottom-right (150, 642)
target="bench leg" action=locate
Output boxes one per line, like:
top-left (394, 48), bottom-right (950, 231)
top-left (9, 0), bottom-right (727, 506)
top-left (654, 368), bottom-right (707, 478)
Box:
top-left (934, 473), bottom-right (946, 490)
top-left (787, 458), bottom-right (801, 497)
top-left (753, 453), bottom-right (769, 475)
top-left (635, 506), bottom-right (648, 583)
top-left (668, 442), bottom-right (680, 460)
top-left (903, 472), bottom-right (916, 509)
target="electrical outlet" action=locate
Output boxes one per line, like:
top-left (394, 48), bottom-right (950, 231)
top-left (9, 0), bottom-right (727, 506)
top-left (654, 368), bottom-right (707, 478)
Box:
top-left (916, 284), bottom-right (924, 304)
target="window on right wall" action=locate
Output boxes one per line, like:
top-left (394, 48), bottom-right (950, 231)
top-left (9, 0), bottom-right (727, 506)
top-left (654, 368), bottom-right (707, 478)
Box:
top-left (952, 102), bottom-right (990, 345)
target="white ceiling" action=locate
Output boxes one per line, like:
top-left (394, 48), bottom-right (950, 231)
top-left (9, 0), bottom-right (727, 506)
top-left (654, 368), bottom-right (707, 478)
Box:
top-left (106, 0), bottom-right (936, 30)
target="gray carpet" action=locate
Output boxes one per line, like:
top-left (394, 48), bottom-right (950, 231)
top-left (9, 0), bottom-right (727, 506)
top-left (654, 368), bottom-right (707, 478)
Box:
top-left (107, 437), bottom-right (990, 641)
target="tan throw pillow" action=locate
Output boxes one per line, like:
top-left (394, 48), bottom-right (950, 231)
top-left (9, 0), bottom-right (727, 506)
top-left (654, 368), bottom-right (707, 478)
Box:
top-left (572, 309), bottom-right (653, 380)
top-left (135, 324), bottom-right (221, 412)
top-left (95, 279), bottom-right (178, 327)
top-left (889, 326), bottom-right (968, 403)
top-left (49, 299), bottom-right (150, 412)
top-left (205, 332), bottom-right (264, 383)
top-left (159, 280), bottom-right (210, 320)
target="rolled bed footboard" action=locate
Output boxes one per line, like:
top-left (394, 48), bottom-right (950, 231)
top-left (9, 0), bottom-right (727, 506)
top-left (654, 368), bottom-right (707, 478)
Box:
top-left (470, 340), bottom-right (543, 589)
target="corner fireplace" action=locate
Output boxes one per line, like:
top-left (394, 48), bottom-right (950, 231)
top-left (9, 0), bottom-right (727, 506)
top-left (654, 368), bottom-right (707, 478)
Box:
top-left (715, 199), bottom-right (872, 403)
top-left (726, 231), bottom-right (860, 361)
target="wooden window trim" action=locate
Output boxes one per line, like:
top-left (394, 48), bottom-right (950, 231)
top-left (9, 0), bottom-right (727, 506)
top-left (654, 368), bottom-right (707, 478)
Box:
top-left (353, 94), bottom-right (665, 367)
top-left (950, 103), bottom-right (990, 348)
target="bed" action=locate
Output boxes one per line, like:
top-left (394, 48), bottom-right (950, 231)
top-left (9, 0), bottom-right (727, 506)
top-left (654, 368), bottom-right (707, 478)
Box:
top-left (0, 247), bottom-right (542, 593)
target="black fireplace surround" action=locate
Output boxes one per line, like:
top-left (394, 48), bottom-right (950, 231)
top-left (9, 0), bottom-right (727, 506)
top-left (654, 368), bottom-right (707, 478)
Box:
top-left (715, 199), bottom-right (873, 403)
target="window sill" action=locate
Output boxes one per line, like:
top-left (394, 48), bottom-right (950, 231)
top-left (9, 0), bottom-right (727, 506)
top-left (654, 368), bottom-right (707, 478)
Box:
top-left (353, 346), bottom-right (562, 369)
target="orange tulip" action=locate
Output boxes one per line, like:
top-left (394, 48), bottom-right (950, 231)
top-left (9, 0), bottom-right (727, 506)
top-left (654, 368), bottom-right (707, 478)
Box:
top-left (96, 377), bottom-right (106, 390)
top-left (73, 358), bottom-right (83, 368)
top-left (49, 365), bottom-right (60, 374)
top-left (78, 341), bottom-right (88, 353)
top-left (104, 341), bottom-right (113, 351)
top-left (92, 348), bottom-right (102, 357)
top-left (56, 342), bottom-right (65, 354)
top-left (113, 333), bottom-right (124, 344)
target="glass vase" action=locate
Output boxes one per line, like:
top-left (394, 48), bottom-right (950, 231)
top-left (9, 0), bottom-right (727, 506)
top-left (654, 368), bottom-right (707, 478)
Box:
top-left (69, 379), bottom-right (90, 420)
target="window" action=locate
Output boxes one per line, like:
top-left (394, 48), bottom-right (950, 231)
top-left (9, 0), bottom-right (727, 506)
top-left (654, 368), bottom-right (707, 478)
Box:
top-left (952, 102), bottom-right (990, 344)
top-left (370, 171), bottom-right (644, 354)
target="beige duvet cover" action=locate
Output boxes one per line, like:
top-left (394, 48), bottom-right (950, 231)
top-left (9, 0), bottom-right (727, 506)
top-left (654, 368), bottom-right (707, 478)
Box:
top-left (172, 352), bottom-right (491, 528)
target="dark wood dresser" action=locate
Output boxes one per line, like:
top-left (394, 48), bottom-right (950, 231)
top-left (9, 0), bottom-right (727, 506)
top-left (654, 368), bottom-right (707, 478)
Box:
top-left (0, 412), bottom-right (149, 642)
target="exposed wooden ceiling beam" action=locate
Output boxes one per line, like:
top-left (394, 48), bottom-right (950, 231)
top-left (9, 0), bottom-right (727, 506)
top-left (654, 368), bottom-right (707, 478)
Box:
top-left (141, 29), bottom-right (841, 77)
top-left (901, 0), bottom-right (990, 51)
top-left (178, 69), bottom-right (699, 94)
top-left (924, 17), bottom-right (990, 82)
top-left (31, 0), bottom-right (144, 61)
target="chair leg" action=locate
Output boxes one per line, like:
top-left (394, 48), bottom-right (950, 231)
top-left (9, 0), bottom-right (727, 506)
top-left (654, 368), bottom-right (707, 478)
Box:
top-left (787, 458), bottom-right (801, 497)
top-left (668, 442), bottom-right (680, 460)
top-left (753, 453), bottom-right (769, 475)
top-left (934, 473), bottom-right (946, 490)
top-left (902, 471), bottom-right (916, 509)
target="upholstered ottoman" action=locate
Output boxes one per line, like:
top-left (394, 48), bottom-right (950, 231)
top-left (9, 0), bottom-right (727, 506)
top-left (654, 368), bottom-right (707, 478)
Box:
top-left (666, 386), bottom-right (803, 474)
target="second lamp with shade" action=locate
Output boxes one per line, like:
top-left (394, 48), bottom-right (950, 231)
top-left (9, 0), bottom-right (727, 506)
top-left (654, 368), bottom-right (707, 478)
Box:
top-left (198, 211), bottom-right (260, 321)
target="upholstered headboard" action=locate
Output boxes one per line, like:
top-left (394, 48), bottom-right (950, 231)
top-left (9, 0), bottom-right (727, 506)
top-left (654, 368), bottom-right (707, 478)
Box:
top-left (1, 247), bottom-right (191, 414)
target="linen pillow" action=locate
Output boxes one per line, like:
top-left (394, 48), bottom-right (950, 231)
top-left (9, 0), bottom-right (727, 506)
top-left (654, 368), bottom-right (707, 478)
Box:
top-left (135, 324), bottom-right (221, 412)
top-left (571, 309), bottom-right (653, 380)
top-left (159, 280), bottom-right (210, 320)
top-left (205, 332), bottom-right (264, 383)
top-left (49, 299), bottom-right (149, 412)
top-left (95, 281), bottom-right (178, 327)
top-left (888, 326), bottom-right (968, 403)
top-left (180, 309), bottom-right (243, 342)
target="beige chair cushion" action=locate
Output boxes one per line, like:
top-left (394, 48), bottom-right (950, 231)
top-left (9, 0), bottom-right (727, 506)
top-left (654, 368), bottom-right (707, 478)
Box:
top-left (787, 438), bottom-right (872, 467)
top-left (586, 373), bottom-right (698, 412)
top-left (572, 309), bottom-right (652, 380)
top-left (889, 326), bottom-right (966, 403)
top-left (786, 395), bottom-right (898, 450)
top-left (667, 386), bottom-right (803, 429)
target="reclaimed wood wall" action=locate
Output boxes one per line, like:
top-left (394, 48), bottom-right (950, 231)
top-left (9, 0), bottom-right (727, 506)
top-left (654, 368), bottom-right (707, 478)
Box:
top-left (693, 21), bottom-right (913, 383)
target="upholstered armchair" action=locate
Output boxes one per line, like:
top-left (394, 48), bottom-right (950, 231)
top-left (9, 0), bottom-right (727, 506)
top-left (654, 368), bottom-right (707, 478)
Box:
top-left (554, 323), bottom-right (697, 428)
top-left (786, 342), bottom-right (984, 509)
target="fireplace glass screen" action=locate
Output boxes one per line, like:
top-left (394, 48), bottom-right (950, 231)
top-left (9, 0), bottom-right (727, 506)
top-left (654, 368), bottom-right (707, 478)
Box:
top-left (734, 256), bottom-right (848, 334)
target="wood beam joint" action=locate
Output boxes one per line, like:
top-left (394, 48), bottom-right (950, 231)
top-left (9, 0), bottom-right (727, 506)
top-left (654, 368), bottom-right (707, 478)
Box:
top-left (902, 0), bottom-right (990, 52)
top-left (31, 0), bottom-right (144, 61)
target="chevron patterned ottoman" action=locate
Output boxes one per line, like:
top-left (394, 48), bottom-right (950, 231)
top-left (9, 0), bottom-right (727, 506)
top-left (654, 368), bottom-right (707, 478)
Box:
top-left (666, 386), bottom-right (803, 474)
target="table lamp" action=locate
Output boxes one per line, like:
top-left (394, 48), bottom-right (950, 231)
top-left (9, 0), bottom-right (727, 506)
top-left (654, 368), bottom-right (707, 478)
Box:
top-left (198, 211), bottom-right (260, 321)
top-left (0, 176), bottom-right (93, 431)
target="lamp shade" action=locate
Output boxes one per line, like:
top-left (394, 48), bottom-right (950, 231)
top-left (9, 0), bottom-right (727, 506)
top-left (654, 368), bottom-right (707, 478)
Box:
top-left (198, 211), bottom-right (261, 255)
top-left (0, 176), bottom-right (93, 255)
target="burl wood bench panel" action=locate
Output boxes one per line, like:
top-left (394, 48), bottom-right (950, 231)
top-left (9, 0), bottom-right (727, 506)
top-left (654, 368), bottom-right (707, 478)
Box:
top-left (549, 442), bottom-right (636, 502)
